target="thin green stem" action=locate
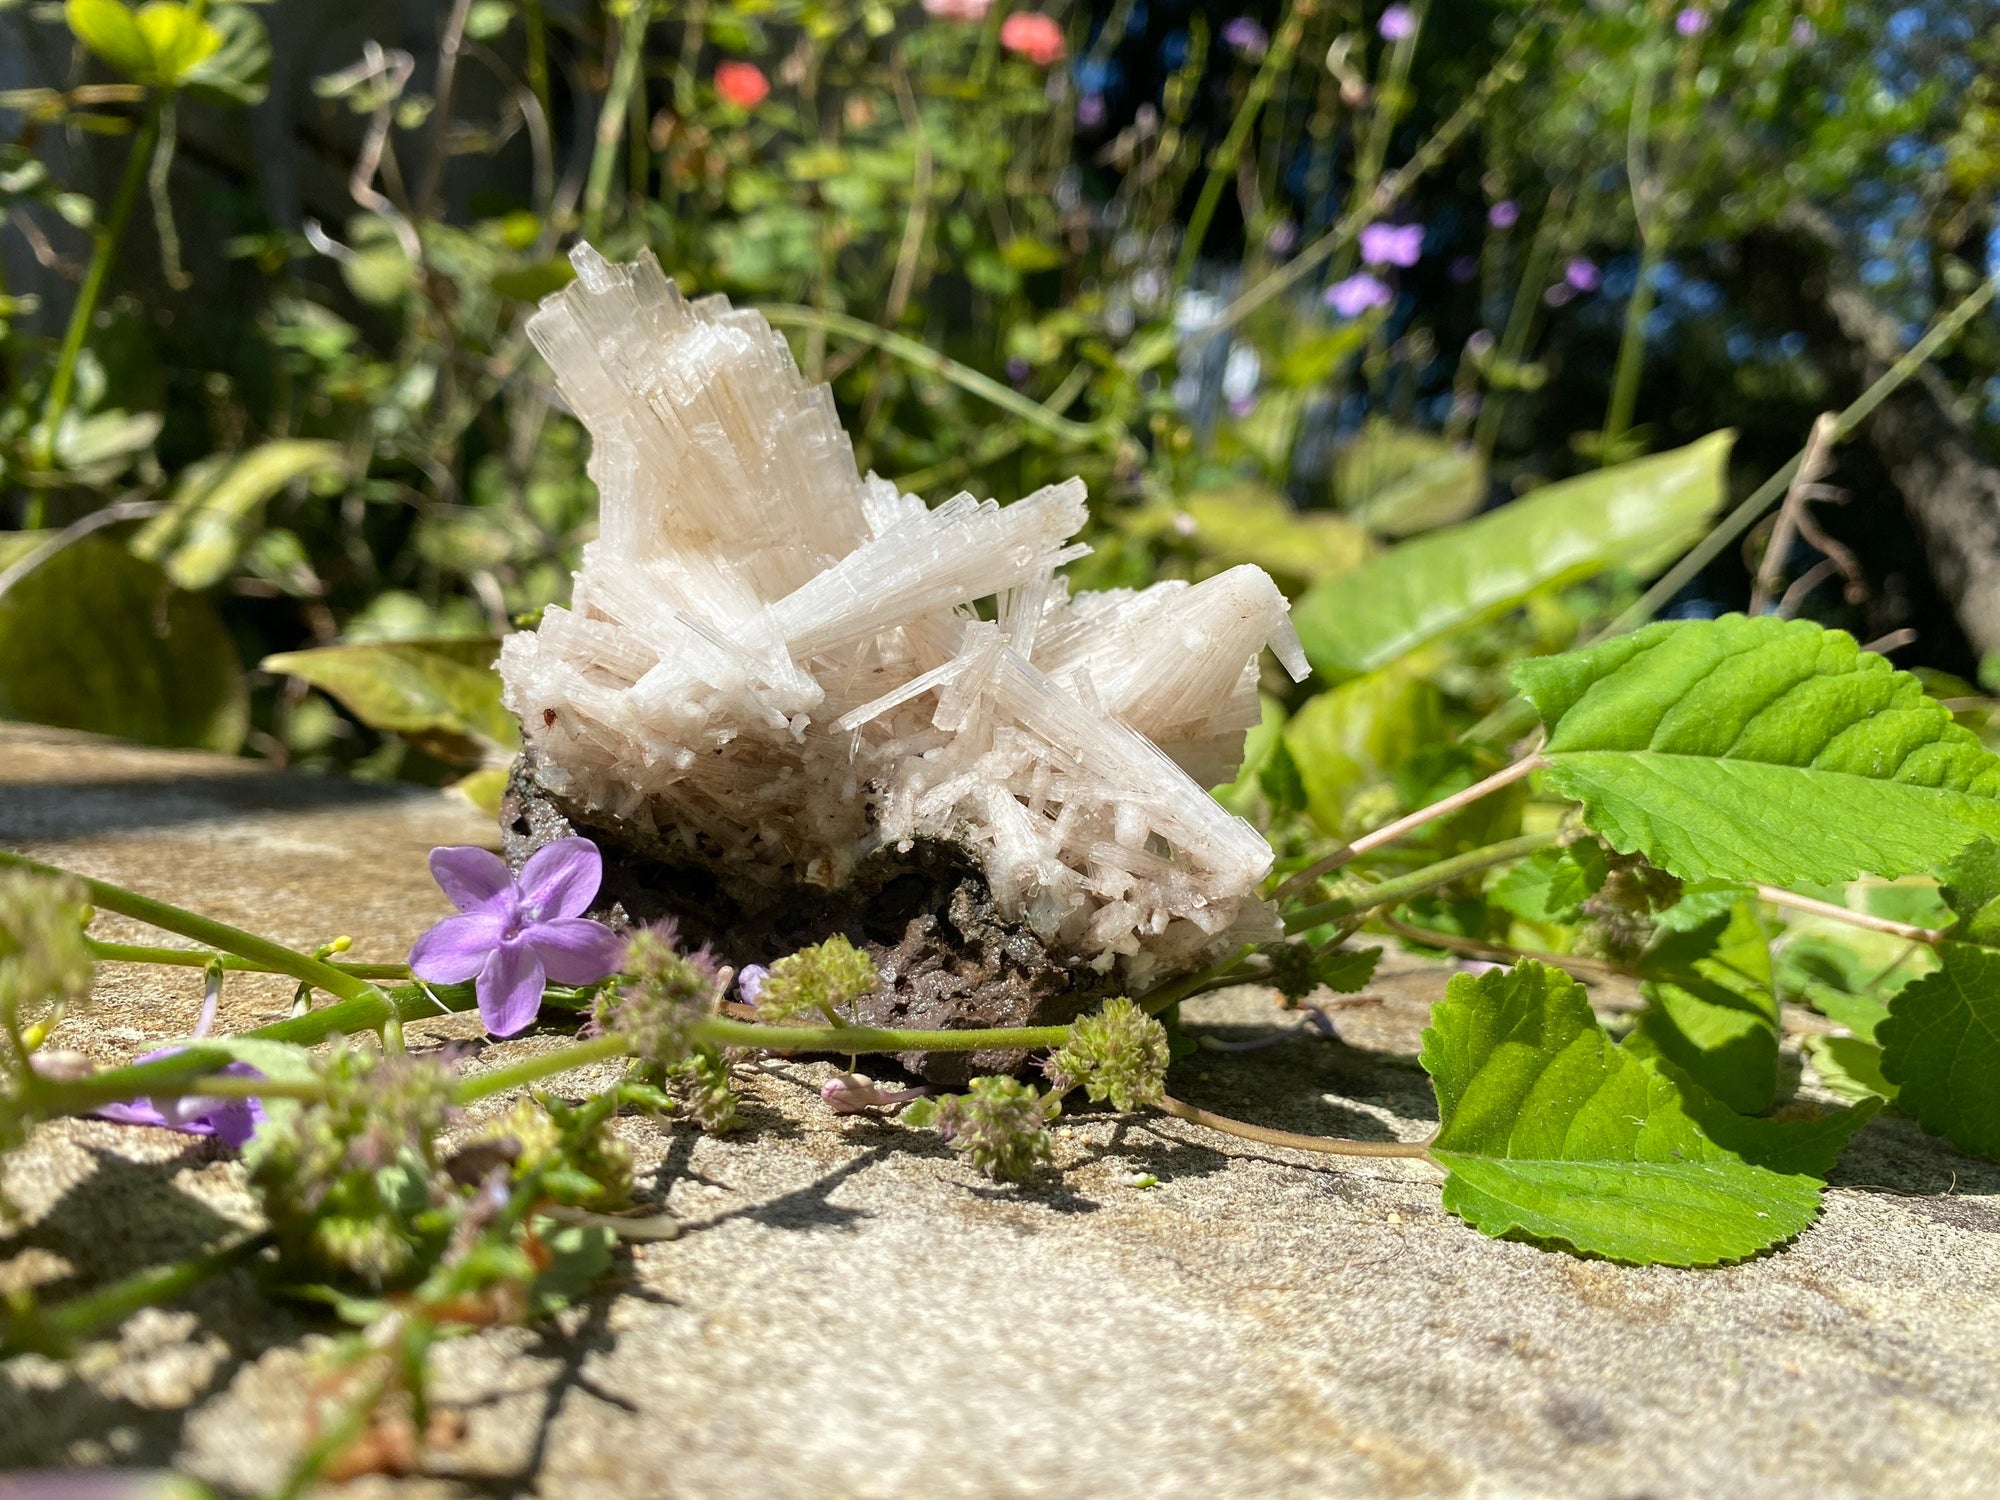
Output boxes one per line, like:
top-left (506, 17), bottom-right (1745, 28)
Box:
top-left (1474, 192), bottom-right (1566, 460)
top-left (1599, 270), bottom-right (1998, 640)
top-left (454, 1033), bottom-right (631, 1102)
top-left (0, 850), bottom-right (383, 1008)
top-left (1331, 0), bottom-right (1428, 283)
top-left (1598, 228), bottom-right (1662, 457)
top-left (760, 305), bottom-right (1119, 446)
top-left (1284, 830), bottom-right (1560, 933)
top-left (1157, 1096), bottom-right (1435, 1159)
top-left (32, 93), bottom-right (165, 468)
top-left (581, 0), bottom-right (654, 241)
top-left (1173, 0), bottom-right (1308, 290)
top-left (2, 1233), bottom-right (272, 1359)
top-left (86, 938), bottom-right (409, 981)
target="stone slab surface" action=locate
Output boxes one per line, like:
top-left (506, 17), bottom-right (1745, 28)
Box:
top-left (4, 723), bottom-right (2000, 1498)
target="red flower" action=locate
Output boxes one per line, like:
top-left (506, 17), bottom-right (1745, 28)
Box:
top-left (714, 60), bottom-right (770, 109)
top-left (999, 12), bottom-right (1065, 66)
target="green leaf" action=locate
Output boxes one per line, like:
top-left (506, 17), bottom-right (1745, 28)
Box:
top-left (1333, 421), bottom-right (1486, 538)
top-left (1490, 842), bottom-right (1608, 924)
top-left (1315, 945), bottom-right (1381, 993)
top-left (1878, 941), bottom-right (2000, 1160)
top-left (0, 536), bottom-right (246, 751)
top-left (1939, 837), bottom-right (2000, 945)
top-left (1803, 1035), bottom-right (1898, 1106)
top-left (1280, 664), bottom-right (1441, 838)
top-left (1628, 900), bottom-right (1779, 1116)
top-left (1659, 1054), bottom-right (1881, 1174)
top-left (1292, 432), bottom-right (1731, 680)
top-left (1423, 960), bottom-right (1823, 1265)
top-left (1176, 482), bottom-right (1368, 586)
top-left (1211, 692), bottom-right (1285, 813)
top-left (66, 0), bottom-right (153, 79)
top-left (261, 638), bottom-right (517, 762)
top-left (133, 1), bottom-right (222, 83)
top-left (1516, 614), bottom-right (2000, 887)
top-left (181, 5), bottom-right (270, 107)
top-left (131, 440), bottom-right (345, 590)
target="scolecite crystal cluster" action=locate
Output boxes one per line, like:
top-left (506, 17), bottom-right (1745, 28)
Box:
top-left (499, 246), bottom-right (1305, 1074)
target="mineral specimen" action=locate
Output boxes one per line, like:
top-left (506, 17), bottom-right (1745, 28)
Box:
top-left (499, 246), bottom-right (1305, 1069)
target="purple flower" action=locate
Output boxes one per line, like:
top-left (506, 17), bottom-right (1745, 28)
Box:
top-left (1359, 221), bottom-right (1423, 267)
top-left (409, 839), bottom-right (626, 1037)
top-left (737, 964), bottom-right (769, 1005)
top-left (1266, 218), bottom-right (1299, 255)
top-left (1076, 91), bottom-right (1106, 129)
top-left (1488, 199), bottom-right (1520, 230)
top-left (1221, 17), bottom-right (1268, 57)
top-left (1564, 256), bottom-right (1602, 292)
top-left (1675, 7), bottom-right (1709, 36)
top-left (94, 1061), bottom-right (265, 1148)
top-left (1791, 18), bottom-right (1815, 45)
top-left (1449, 254), bottom-right (1478, 283)
top-left (1378, 5), bottom-right (1417, 42)
top-left (1325, 272), bottom-right (1392, 317)
top-left (91, 976), bottom-right (263, 1146)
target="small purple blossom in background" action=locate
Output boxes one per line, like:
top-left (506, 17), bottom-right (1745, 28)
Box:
top-left (1791, 18), bottom-right (1815, 44)
top-left (1359, 221), bottom-right (1423, 267)
top-left (1221, 16), bottom-right (1268, 58)
top-left (1675, 7), bottom-right (1709, 37)
top-left (1076, 92), bottom-right (1106, 129)
top-left (1378, 5), bottom-right (1417, 42)
top-left (821, 1072), bottom-right (932, 1115)
top-left (737, 964), bottom-right (769, 1005)
top-left (1449, 254), bottom-right (1478, 283)
top-left (1488, 199), bottom-right (1520, 230)
top-left (1005, 355), bottom-right (1033, 384)
top-left (1325, 272), bottom-right (1392, 317)
top-left (1266, 218), bottom-right (1299, 255)
top-left (1565, 256), bottom-right (1602, 292)
top-left (409, 838), bottom-right (625, 1038)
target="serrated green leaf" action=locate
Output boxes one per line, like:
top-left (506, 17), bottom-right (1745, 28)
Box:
top-left (0, 535), bottom-right (246, 751)
top-left (1657, 1052), bottom-right (1881, 1174)
top-left (1317, 945), bottom-right (1381, 993)
top-left (1516, 615), bottom-right (2000, 887)
top-left (1939, 838), bottom-right (2000, 945)
top-left (262, 638), bottom-right (516, 762)
top-left (1423, 960), bottom-right (1823, 1265)
top-left (131, 440), bottom-right (345, 590)
top-left (1292, 432), bottom-right (1731, 680)
top-left (1629, 900), bottom-right (1779, 1115)
top-left (1490, 843), bottom-right (1608, 924)
top-left (1879, 941), bottom-right (2000, 1160)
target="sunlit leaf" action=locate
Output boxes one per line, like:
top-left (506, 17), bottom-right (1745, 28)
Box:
top-left (1293, 432), bottom-right (1731, 680)
top-left (1879, 941), bottom-right (2000, 1160)
top-left (1176, 481), bottom-right (1368, 587)
top-left (1333, 421), bottom-right (1486, 537)
top-left (261, 638), bottom-right (517, 763)
top-left (1516, 614), bottom-right (2000, 887)
top-left (0, 535), bottom-right (246, 751)
top-left (1629, 900), bottom-right (1779, 1116)
top-left (131, 440), bottom-right (346, 590)
top-left (1281, 664), bottom-right (1440, 838)
top-left (1423, 960), bottom-right (1824, 1265)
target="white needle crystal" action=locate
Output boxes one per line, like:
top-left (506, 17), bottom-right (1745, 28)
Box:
top-left (502, 246), bottom-right (1307, 989)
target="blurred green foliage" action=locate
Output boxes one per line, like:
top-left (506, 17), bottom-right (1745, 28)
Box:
top-left (0, 0), bottom-right (1993, 837)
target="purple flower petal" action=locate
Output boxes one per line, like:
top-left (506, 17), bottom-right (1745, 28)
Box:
top-left (429, 846), bottom-right (512, 913)
top-left (528, 916), bottom-right (627, 986)
top-left (1324, 272), bottom-right (1393, 317)
top-left (477, 937), bottom-right (548, 1037)
top-left (737, 964), bottom-right (769, 1005)
top-left (92, 1058), bottom-right (264, 1146)
top-left (410, 911), bottom-right (506, 984)
top-left (517, 837), bottom-right (603, 920)
top-left (1378, 5), bottom-right (1416, 42)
